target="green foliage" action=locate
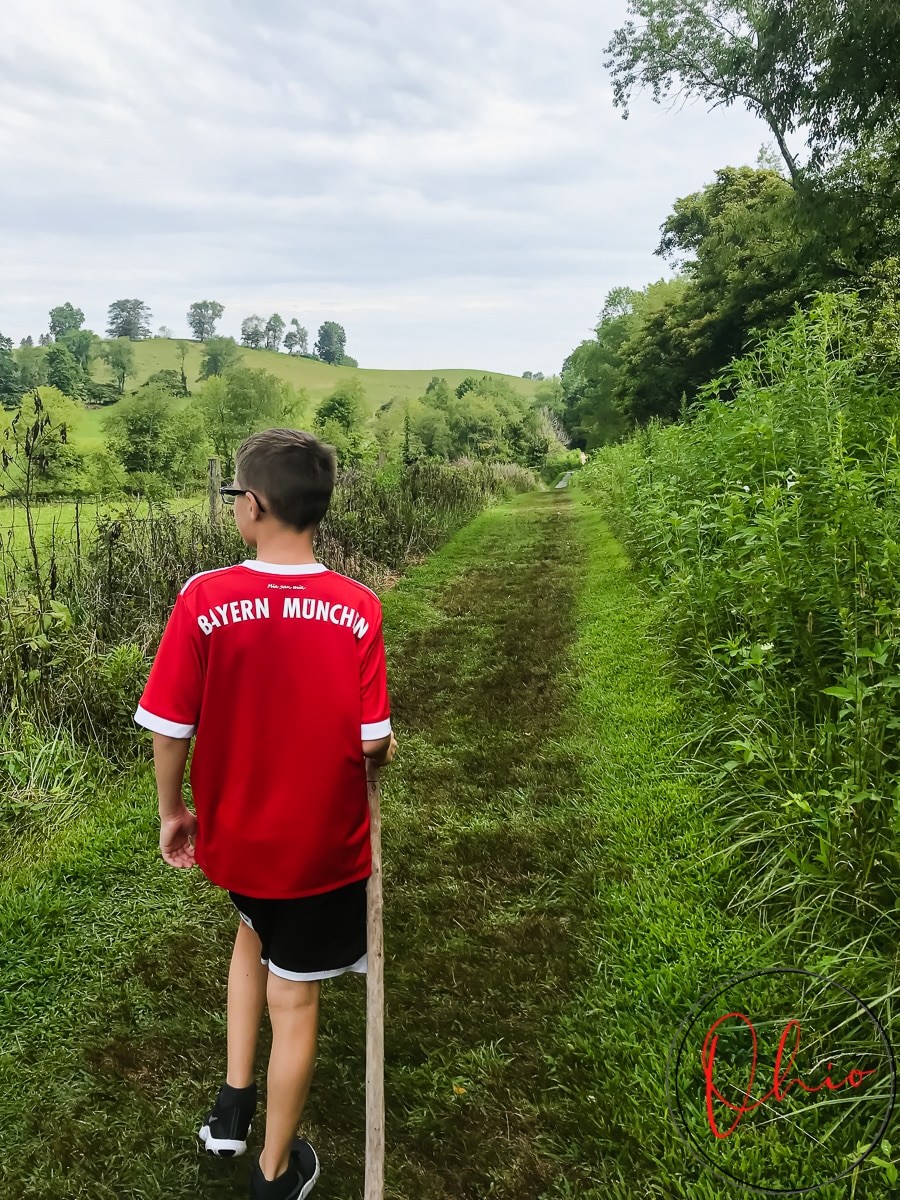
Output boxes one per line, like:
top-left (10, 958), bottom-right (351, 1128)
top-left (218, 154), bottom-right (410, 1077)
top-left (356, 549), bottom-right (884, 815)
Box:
top-left (100, 386), bottom-right (206, 490)
top-left (48, 302), bottom-right (85, 341)
top-left (186, 300), bottom-right (224, 341)
top-left (265, 313), bottom-right (285, 352)
top-left (12, 345), bottom-right (47, 391)
top-left (59, 328), bottom-right (96, 373)
top-left (580, 291), bottom-right (900, 911)
top-left (240, 315), bottom-right (266, 349)
top-left (314, 321), bottom-right (347, 365)
top-left (190, 366), bottom-right (304, 479)
top-left (45, 344), bottom-right (83, 398)
top-left (98, 339), bottom-right (136, 395)
top-left (313, 379), bottom-right (373, 468)
top-left (605, 0), bottom-right (900, 181)
top-left (198, 336), bottom-right (242, 379)
top-left (0, 388), bottom-right (85, 499)
top-left (0, 338), bottom-right (24, 409)
top-left (141, 369), bottom-right (189, 397)
top-left (283, 319), bottom-right (308, 355)
top-left (106, 299), bottom-right (152, 341)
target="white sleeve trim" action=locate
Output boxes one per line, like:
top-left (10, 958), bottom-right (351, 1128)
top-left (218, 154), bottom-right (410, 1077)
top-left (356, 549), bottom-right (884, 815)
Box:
top-left (361, 718), bottom-right (391, 740)
top-left (134, 703), bottom-right (196, 738)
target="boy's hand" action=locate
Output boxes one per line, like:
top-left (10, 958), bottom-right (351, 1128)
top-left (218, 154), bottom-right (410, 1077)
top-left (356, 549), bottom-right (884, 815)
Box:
top-left (160, 805), bottom-right (198, 868)
top-left (366, 733), bottom-right (397, 781)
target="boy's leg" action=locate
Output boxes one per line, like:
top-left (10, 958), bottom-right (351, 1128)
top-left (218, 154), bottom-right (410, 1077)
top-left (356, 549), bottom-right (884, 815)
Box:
top-left (258, 974), bottom-right (321, 1181)
top-left (226, 917), bottom-right (269, 1088)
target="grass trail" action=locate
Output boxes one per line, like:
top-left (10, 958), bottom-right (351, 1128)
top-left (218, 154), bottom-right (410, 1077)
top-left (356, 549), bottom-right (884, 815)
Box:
top-left (2, 485), bottom-right (889, 1197)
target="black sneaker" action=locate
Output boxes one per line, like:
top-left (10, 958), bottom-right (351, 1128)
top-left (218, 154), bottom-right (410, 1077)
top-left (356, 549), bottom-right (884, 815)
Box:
top-left (249, 1138), bottom-right (319, 1199)
top-left (198, 1082), bottom-right (257, 1156)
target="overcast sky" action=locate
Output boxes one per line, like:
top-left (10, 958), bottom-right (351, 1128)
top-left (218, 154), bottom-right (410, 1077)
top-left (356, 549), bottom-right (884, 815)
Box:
top-left (1, 0), bottom-right (777, 375)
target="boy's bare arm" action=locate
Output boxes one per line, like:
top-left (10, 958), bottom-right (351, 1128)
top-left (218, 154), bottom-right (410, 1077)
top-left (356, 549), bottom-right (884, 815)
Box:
top-left (152, 732), bottom-right (197, 868)
top-left (362, 731), bottom-right (397, 766)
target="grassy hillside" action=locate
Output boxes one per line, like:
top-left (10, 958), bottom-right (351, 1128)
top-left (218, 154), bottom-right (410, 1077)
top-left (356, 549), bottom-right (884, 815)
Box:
top-left (90, 339), bottom-right (542, 410)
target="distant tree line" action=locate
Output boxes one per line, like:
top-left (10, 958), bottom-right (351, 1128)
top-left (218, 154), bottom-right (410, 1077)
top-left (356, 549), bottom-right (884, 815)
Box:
top-left (1, 299), bottom-right (358, 409)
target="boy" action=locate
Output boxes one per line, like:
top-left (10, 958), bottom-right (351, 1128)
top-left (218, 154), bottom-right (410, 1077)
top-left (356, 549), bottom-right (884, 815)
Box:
top-left (133, 428), bottom-right (397, 1200)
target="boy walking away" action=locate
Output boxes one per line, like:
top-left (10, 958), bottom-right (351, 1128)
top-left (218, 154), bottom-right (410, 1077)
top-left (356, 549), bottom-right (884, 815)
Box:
top-left (133, 429), bottom-right (397, 1200)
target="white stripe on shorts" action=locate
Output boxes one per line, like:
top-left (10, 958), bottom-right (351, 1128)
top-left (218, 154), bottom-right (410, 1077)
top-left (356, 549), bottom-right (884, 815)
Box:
top-left (266, 952), bottom-right (368, 982)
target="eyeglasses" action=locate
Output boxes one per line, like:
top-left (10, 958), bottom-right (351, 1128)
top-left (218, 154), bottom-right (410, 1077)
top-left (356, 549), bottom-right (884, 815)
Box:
top-left (219, 480), bottom-right (266, 512)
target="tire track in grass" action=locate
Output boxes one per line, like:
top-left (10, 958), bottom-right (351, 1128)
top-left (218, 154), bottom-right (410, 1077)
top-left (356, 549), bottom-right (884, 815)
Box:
top-left (0, 487), bottom-right (596, 1200)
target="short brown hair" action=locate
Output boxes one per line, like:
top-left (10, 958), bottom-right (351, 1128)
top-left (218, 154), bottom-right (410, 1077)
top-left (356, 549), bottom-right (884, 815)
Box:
top-left (234, 428), bottom-right (337, 534)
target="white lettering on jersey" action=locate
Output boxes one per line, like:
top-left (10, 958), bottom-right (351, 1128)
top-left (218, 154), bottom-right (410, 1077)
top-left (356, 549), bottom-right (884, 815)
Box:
top-left (196, 594), bottom-right (369, 639)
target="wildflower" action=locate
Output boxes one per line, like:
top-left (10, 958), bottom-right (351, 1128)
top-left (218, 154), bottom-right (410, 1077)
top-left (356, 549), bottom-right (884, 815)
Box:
top-left (760, 642), bottom-right (774, 652)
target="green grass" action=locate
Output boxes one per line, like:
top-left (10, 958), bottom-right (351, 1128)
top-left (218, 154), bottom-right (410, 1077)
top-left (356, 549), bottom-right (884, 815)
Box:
top-left (2, 482), bottom-right (895, 1197)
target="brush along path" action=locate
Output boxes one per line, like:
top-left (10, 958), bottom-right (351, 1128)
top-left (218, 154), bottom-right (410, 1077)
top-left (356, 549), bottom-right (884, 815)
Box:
top-left (0, 485), bottom-right (775, 1199)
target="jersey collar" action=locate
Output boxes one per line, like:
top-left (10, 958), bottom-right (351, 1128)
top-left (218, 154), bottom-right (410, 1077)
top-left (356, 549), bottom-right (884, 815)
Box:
top-left (241, 560), bottom-right (330, 575)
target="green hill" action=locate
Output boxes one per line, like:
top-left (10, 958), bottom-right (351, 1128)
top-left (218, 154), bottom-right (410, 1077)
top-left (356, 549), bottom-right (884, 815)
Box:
top-left (91, 339), bottom-right (542, 409)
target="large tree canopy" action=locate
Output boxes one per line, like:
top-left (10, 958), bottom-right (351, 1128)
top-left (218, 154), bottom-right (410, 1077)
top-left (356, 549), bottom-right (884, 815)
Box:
top-left (186, 300), bottom-right (224, 341)
top-left (315, 321), bottom-right (347, 365)
top-left (605, 0), bottom-right (900, 181)
top-left (49, 302), bottom-right (85, 341)
top-left (106, 299), bottom-right (152, 340)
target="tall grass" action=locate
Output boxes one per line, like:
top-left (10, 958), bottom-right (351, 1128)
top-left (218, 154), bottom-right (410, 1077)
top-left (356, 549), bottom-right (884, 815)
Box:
top-left (578, 292), bottom-right (900, 946)
top-left (0, 458), bottom-right (537, 769)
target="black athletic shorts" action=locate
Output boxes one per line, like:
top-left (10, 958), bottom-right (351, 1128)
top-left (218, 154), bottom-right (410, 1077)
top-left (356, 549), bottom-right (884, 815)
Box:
top-left (228, 877), bottom-right (368, 981)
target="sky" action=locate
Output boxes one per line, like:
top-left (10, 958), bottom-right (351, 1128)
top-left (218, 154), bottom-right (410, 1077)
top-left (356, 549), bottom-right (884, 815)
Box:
top-left (0, 0), bottom-right (781, 375)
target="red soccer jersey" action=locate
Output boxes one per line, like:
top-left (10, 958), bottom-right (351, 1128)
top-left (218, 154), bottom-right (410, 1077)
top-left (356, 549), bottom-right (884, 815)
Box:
top-left (133, 559), bottom-right (391, 898)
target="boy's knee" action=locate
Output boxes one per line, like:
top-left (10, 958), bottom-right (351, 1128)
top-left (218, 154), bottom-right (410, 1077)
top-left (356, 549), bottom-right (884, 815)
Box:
top-left (266, 972), bottom-right (320, 1011)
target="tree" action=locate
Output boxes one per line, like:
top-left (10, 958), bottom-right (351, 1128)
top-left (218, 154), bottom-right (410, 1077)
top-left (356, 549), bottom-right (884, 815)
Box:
top-left (142, 369), bottom-right (189, 397)
top-left (14, 344), bottom-right (47, 391)
top-left (315, 321), bottom-right (347, 365)
top-left (176, 341), bottom-right (191, 395)
top-left (265, 313), bottom-right (286, 352)
top-left (313, 379), bottom-right (365, 433)
top-left (241, 315), bottom-right (266, 349)
top-left (38, 334), bottom-right (52, 347)
top-left (19, 336), bottom-right (33, 348)
top-left (60, 327), bottom-right (97, 372)
top-left (157, 325), bottom-right (175, 338)
top-left (199, 336), bottom-right (243, 379)
top-left (312, 379), bottom-right (373, 467)
top-left (189, 367), bottom-right (304, 479)
top-left (106, 298), bottom-right (152, 340)
top-left (1, 388), bottom-right (85, 499)
top-left (101, 386), bottom-right (187, 479)
top-left (99, 338), bottom-right (136, 394)
top-left (186, 300), bottom-right (225, 341)
top-left (45, 344), bottom-right (83, 397)
top-left (0, 334), bottom-right (22, 409)
top-left (605, 0), bottom-right (900, 183)
top-left (49, 302), bottom-right (85, 341)
top-left (283, 319), bottom-right (309, 355)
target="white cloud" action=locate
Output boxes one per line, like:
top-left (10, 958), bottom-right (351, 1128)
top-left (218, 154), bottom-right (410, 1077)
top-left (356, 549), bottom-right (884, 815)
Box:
top-left (0, 0), bottom-right (779, 372)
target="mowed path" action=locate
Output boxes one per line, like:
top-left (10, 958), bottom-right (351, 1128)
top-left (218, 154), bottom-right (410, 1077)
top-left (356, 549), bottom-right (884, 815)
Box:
top-left (0, 485), bottom-right (744, 1199)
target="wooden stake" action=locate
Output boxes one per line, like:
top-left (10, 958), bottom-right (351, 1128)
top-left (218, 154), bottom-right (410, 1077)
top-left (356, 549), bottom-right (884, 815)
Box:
top-left (208, 456), bottom-right (222, 529)
top-left (365, 762), bottom-right (385, 1200)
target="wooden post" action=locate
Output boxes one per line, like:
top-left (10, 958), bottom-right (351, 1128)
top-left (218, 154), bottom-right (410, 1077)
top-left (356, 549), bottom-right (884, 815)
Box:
top-left (365, 762), bottom-right (385, 1200)
top-left (208, 457), bottom-right (222, 529)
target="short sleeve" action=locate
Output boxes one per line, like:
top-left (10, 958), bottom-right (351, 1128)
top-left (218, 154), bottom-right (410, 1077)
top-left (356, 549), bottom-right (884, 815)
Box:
top-left (133, 591), bottom-right (204, 738)
top-left (359, 602), bottom-right (391, 741)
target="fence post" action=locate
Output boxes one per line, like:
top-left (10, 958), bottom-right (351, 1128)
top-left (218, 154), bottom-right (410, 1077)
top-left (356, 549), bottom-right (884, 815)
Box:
top-left (208, 457), bottom-right (222, 529)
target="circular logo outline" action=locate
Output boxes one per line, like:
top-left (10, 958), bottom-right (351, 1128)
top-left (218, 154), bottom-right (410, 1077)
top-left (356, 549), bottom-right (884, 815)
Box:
top-left (665, 967), bottom-right (897, 1195)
